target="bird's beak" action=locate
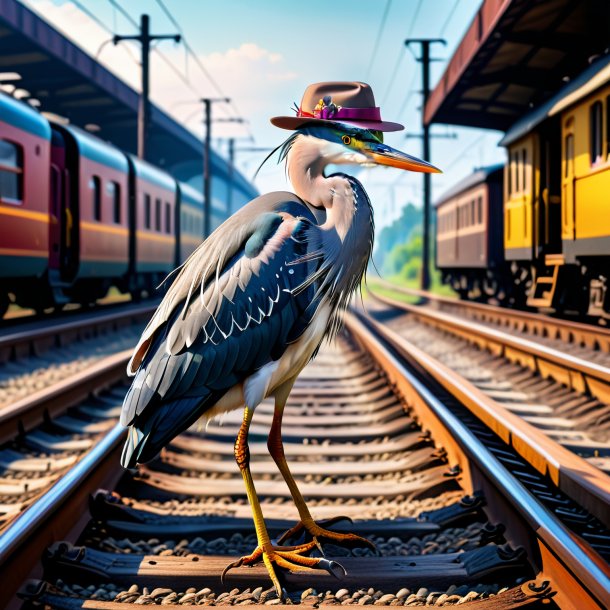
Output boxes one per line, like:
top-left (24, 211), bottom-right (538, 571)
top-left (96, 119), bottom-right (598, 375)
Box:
top-left (363, 142), bottom-right (442, 173)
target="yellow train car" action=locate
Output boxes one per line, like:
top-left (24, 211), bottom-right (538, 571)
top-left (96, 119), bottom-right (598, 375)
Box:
top-left (500, 53), bottom-right (610, 316)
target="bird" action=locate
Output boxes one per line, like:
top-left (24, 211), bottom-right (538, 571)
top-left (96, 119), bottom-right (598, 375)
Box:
top-left (120, 82), bottom-right (440, 595)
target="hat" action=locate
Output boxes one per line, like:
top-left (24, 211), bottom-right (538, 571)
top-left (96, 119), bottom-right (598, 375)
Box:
top-left (270, 82), bottom-right (404, 132)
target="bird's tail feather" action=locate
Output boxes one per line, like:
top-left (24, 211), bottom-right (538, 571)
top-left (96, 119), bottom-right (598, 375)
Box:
top-left (120, 394), bottom-right (214, 468)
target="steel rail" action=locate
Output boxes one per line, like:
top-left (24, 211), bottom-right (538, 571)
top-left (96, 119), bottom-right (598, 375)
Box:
top-left (371, 278), bottom-right (610, 351)
top-left (370, 290), bottom-right (610, 405)
top-left (346, 311), bottom-right (610, 610)
top-left (0, 302), bottom-right (157, 361)
top-left (0, 424), bottom-right (125, 608)
top-left (355, 302), bottom-right (610, 526)
top-left (0, 348), bottom-right (132, 445)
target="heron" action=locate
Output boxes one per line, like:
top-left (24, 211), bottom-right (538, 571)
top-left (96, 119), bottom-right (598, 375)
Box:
top-left (120, 82), bottom-right (440, 594)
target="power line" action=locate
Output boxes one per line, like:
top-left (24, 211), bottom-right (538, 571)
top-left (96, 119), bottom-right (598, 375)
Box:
top-left (70, 0), bottom-right (138, 63)
top-left (153, 0), bottom-right (254, 139)
top-left (444, 131), bottom-right (487, 168)
top-left (380, 50), bottom-right (404, 106)
top-left (381, 0), bottom-right (423, 114)
top-left (405, 0), bottom-right (424, 40)
top-left (107, 0), bottom-right (137, 26)
top-left (365, 0), bottom-right (393, 81)
top-left (440, 0), bottom-right (461, 37)
top-left (396, 72), bottom-right (418, 119)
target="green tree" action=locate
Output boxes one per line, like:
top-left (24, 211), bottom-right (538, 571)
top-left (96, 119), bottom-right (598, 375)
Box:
top-left (372, 203), bottom-right (422, 271)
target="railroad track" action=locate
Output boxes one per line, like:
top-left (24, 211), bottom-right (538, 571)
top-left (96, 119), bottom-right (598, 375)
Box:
top-left (368, 282), bottom-right (610, 474)
top-left (2, 311), bottom-right (608, 609)
top-left (0, 303), bottom-right (156, 543)
top-left (0, 302), bottom-right (157, 443)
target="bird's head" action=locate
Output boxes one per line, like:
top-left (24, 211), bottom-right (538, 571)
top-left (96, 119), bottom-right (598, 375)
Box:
top-left (296, 123), bottom-right (441, 174)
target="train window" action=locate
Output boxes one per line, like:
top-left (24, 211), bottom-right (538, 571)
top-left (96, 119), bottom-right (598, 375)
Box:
top-left (0, 140), bottom-right (23, 203)
top-left (165, 202), bottom-right (171, 234)
top-left (90, 176), bottom-right (101, 221)
top-left (111, 182), bottom-right (121, 224)
top-left (477, 196), bottom-right (483, 224)
top-left (144, 194), bottom-right (151, 229)
top-left (470, 200), bottom-right (475, 225)
top-left (590, 101), bottom-right (603, 165)
top-left (565, 134), bottom-right (574, 177)
top-left (155, 198), bottom-right (161, 231)
top-left (607, 96), bottom-right (610, 160)
top-left (521, 149), bottom-right (528, 192)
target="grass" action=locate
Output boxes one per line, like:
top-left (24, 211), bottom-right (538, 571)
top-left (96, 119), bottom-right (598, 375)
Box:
top-left (363, 273), bottom-right (456, 304)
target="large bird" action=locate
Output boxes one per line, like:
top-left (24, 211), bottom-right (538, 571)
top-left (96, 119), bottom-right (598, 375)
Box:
top-left (120, 82), bottom-right (440, 593)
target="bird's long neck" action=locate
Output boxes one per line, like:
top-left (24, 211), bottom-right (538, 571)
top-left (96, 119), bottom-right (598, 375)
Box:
top-left (286, 134), bottom-right (374, 325)
top-left (286, 135), bottom-right (369, 241)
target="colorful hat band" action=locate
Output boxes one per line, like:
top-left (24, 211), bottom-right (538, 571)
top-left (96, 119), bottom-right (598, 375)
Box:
top-left (298, 105), bottom-right (382, 121)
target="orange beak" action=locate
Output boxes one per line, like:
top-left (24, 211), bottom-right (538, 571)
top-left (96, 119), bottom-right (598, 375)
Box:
top-left (364, 142), bottom-right (441, 173)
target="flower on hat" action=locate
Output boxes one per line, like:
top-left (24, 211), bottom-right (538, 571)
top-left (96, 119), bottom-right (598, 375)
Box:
top-left (313, 95), bottom-right (341, 120)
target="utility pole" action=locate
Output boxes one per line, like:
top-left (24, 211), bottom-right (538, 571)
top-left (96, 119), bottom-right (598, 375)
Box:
top-left (201, 98), bottom-right (230, 237)
top-left (405, 37), bottom-right (446, 291)
top-left (223, 138), bottom-right (267, 215)
top-left (200, 106), bottom-right (243, 236)
top-left (227, 138), bottom-right (235, 215)
top-left (114, 14), bottom-right (181, 160)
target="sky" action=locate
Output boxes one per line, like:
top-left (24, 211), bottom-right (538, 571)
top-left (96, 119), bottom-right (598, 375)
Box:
top-left (22, 0), bottom-right (506, 229)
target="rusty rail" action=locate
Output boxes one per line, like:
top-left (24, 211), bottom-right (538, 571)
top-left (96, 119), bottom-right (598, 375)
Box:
top-left (346, 311), bottom-right (610, 609)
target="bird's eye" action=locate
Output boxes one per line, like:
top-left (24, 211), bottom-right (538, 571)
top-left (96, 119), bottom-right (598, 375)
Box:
top-left (342, 135), bottom-right (351, 145)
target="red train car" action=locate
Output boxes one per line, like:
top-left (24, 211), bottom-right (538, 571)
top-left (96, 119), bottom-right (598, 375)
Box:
top-left (127, 155), bottom-right (177, 297)
top-left (0, 92), bottom-right (258, 317)
top-left (51, 124), bottom-right (130, 305)
top-left (0, 93), bottom-right (51, 314)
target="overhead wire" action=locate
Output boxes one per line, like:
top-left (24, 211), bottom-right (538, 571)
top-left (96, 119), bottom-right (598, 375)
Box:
top-left (365, 0), bottom-right (393, 81)
top-left (70, 0), bottom-right (252, 142)
top-left (380, 51), bottom-right (404, 107)
top-left (153, 0), bottom-right (254, 140)
top-left (439, 0), bottom-right (461, 37)
top-left (405, 0), bottom-right (424, 40)
top-left (70, 0), bottom-right (138, 64)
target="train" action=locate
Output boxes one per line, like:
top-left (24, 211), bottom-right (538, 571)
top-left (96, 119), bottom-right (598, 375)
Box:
top-left (0, 92), bottom-right (257, 317)
top-left (435, 53), bottom-right (610, 318)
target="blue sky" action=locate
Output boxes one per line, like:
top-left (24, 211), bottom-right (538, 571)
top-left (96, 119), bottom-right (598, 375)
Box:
top-left (24, 0), bottom-right (506, 228)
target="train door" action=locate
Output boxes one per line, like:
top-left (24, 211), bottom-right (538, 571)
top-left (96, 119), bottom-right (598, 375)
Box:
top-left (562, 118), bottom-right (576, 241)
top-left (49, 163), bottom-right (62, 271)
top-left (50, 129), bottom-right (78, 282)
top-left (539, 120), bottom-right (562, 253)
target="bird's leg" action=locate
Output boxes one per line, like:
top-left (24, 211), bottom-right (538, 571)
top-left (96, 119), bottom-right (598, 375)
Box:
top-left (222, 405), bottom-right (346, 596)
top-left (268, 388), bottom-right (376, 554)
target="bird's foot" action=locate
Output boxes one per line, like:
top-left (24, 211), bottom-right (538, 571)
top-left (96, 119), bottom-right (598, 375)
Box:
top-left (221, 542), bottom-right (346, 598)
top-left (277, 516), bottom-right (377, 554)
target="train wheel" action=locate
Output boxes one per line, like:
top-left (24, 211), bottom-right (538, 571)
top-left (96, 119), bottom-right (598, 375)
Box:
top-left (482, 272), bottom-right (498, 298)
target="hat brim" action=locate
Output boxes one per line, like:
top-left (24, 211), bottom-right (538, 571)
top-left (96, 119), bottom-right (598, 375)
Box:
top-left (270, 116), bottom-right (404, 132)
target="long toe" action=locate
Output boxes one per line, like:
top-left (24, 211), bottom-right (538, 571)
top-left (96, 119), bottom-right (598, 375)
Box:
top-left (222, 543), bottom-right (347, 599)
top-left (277, 515), bottom-right (353, 545)
top-left (278, 518), bottom-right (377, 554)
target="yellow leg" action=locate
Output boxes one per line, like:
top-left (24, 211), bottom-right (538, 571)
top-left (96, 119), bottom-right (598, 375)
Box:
top-left (222, 405), bottom-right (346, 596)
top-left (267, 388), bottom-right (376, 553)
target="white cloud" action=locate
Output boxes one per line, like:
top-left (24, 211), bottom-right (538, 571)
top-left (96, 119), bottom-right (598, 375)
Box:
top-left (24, 0), bottom-right (141, 91)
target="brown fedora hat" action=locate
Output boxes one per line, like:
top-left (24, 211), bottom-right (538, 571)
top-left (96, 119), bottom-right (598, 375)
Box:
top-left (271, 81), bottom-right (404, 132)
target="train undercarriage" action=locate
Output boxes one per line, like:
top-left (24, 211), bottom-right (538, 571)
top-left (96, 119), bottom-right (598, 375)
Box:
top-left (0, 271), bottom-right (169, 317)
top-left (441, 258), bottom-right (610, 321)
